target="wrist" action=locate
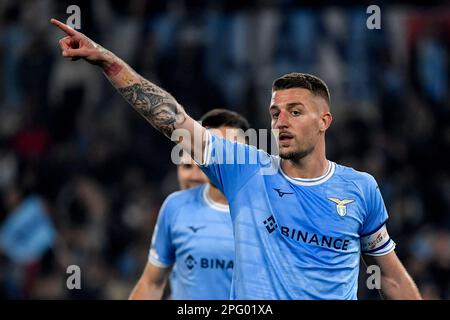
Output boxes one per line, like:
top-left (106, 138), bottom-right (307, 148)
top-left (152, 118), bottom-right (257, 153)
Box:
top-left (102, 60), bottom-right (121, 76)
top-left (91, 42), bottom-right (116, 71)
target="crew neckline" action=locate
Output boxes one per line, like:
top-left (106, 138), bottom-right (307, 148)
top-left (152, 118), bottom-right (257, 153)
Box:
top-left (279, 160), bottom-right (336, 186)
top-left (202, 184), bottom-right (229, 212)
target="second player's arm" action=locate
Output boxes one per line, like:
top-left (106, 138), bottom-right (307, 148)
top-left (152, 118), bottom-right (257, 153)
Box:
top-left (129, 262), bottom-right (172, 300)
top-left (51, 19), bottom-right (207, 163)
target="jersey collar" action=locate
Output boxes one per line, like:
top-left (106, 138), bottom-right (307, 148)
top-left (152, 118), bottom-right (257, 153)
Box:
top-left (279, 160), bottom-right (336, 186)
top-left (202, 184), bottom-right (229, 212)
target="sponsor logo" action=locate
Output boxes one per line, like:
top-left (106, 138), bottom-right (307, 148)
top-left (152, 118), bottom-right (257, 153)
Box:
top-left (368, 230), bottom-right (386, 250)
top-left (263, 215), bottom-right (278, 233)
top-left (273, 188), bottom-right (294, 198)
top-left (184, 254), bottom-right (233, 270)
top-left (262, 215), bottom-right (350, 251)
top-left (188, 226), bottom-right (206, 233)
top-left (185, 254), bottom-right (197, 270)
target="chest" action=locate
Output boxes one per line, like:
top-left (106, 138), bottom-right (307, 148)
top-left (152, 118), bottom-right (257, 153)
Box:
top-left (255, 175), bottom-right (367, 238)
top-left (171, 211), bottom-right (235, 257)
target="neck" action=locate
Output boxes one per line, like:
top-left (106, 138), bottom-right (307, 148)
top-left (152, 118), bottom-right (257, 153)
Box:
top-left (208, 184), bottom-right (228, 205)
top-left (281, 145), bottom-right (328, 179)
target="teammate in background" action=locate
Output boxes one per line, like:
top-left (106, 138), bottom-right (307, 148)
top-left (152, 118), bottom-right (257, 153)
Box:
top-left (51, 19), bottom-right (421, 299)
top-left (162, 156), bottom-right (209, 299)
top-left (177, 159), bottom-right (208, 191)
top-left (129, 109), bottom-right (249, 299)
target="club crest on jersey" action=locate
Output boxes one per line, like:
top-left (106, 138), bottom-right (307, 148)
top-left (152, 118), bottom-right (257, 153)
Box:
top-left (327, 198), bottom-right (354, 217)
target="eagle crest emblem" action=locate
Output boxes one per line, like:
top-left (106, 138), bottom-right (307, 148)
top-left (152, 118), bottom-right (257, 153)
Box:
top-left (327, 198), bottom-right (354, 217)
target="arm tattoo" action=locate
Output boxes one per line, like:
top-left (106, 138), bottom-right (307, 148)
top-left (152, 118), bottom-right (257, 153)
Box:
top-left (104, 62), bottom-right (122, 77)
top-left (118, 80), bottom-right (185, 137)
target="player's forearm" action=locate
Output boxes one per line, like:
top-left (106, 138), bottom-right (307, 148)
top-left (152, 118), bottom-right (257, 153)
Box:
top-left (99, 55), bottom-right (187, 138)
top-left (51, 18), bottom-right (187, 139)
top-left (128, 279), bottom-right (165, 300)
top-left (380, 273), bottom-right (422, 300)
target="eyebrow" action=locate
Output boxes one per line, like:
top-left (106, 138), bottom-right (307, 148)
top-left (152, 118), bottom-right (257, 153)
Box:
top-left (270, 102), bottom-right (305, 110)
top-left (286, 102), bottom-right (305, 109)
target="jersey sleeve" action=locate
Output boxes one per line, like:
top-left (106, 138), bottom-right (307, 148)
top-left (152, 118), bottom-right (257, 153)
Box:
top-left (148, 195), bottom-right (177, 268)
top-left (360, 174), bottom-right (396, 256)
top-left (197, 131), bottom-right (276, 201)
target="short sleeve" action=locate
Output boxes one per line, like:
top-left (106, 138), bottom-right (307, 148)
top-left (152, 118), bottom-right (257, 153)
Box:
top-left (197, 132), bottom-right (275, 201)
top-left (148, 196), bottom-right (176, 268)
top-left (360, 175), bottom-right (396, 256)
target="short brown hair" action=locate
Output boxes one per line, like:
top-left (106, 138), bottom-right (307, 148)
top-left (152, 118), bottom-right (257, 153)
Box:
top-left (272, 73), bottom-right (331, 105)
top-left (199, 109), bottom-right (250, 131)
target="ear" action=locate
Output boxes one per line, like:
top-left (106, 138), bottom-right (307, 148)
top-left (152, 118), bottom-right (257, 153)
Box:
top-left (312, 95), bottom-right (332, 132)
top-left (319, 112), bottom-right (333, 132)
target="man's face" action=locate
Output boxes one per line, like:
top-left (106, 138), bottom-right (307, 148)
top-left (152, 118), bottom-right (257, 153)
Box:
top-left (270, 88), bottom-right (331, 161)
top-left (177, 159), bottom-right (208, 190)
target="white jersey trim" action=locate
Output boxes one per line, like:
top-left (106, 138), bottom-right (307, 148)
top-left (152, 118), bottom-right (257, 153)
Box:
top-left (280, 161), bottom-right (336, 186)
top-left (202, 184), bottom-right (229, 213)
top-left (363, 240), bottom-right (396, 256)
top-left (361, 223), bottom-right (396, 255)
top-left (148, 249), bottom-right (173, 268)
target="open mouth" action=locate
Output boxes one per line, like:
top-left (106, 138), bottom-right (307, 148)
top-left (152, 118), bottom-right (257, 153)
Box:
top-left (279, 132), bottom-right (294, 143)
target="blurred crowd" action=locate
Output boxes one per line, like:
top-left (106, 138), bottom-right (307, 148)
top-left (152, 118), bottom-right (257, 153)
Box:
top-left (0, 0), bottom-right (449, 299)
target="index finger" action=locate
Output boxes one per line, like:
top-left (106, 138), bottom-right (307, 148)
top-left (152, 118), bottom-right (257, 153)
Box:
top-left (50, 18), bottom-right (78, 36)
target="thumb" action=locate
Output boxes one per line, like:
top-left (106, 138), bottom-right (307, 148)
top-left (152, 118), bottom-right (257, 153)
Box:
top-left (62, 47), bottom-right (84, 58)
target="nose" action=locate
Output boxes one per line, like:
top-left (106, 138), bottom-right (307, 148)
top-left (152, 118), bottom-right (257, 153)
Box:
top-left (274, 110), bottom-right (289, 129)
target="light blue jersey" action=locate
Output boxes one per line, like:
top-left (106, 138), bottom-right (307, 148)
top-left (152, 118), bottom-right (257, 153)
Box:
top-left (149, 184), bottom-right (235, 300)
top-left (199, 133), bottom-right (396, 300)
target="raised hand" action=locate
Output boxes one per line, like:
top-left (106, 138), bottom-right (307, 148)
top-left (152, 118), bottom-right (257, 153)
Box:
top-left (50, 17), bottom-right (201, 157)
top-left (51, 18), bottom-right (112, 66)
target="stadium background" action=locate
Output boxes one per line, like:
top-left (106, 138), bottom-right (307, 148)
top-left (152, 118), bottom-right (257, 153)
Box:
top-left (0, 0), bottom-right (449, 299)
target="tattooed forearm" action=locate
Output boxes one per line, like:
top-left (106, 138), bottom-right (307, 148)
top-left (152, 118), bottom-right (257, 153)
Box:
top-left (104, 62), bottom-right (123, 77)
top-left (118, 80), bottom-right (186, 137)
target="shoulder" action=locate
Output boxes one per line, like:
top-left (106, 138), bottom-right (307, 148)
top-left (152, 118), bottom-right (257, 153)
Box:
top-left (210, 133), bottom-right (271, 159)
top-left (160, 185), bottom-right (205, 215)
top-left (163, 184), bottom-right (205, 206)
top-left (333, 163), bottom-right (379, 192)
